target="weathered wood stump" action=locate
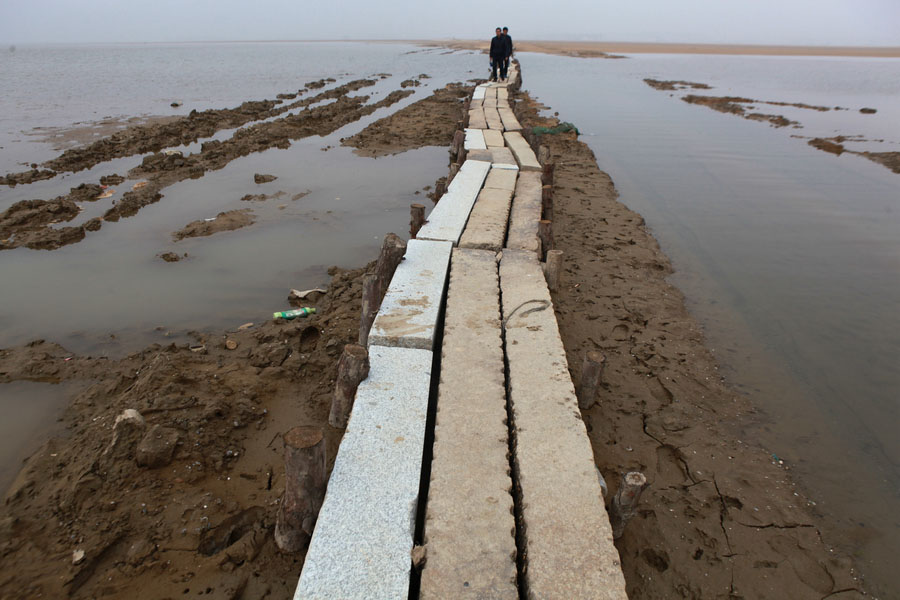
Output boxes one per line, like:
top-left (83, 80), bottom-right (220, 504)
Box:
top-left (410, 203), bottom-right (426, 238)
top-left (329, 344), bottom-right (370, 428)
top-left (609, 471), bottom-right (648, 539)
top-left (544, 249), bottom-right (563, 292)
top-left (537, 144), bottom-right (551, 165)
top-left (274, 427), bottom-right (327, 552)
top-left (541, 161), bottom-right (555, 186)
top-left (577, 351), bottom-right (606, 410)
top-left (541, 184), bottom-right (554, 221)
top-left (538, 220), bottom-right (553, 260)
top-left (450, 130), bottom-right (465, 161)
top-left (358, 273), bottom-right (378, 347)
top-left (448, 163), bottom-right (459, 184)
top-left (374, 233), bottom-right (406, 303)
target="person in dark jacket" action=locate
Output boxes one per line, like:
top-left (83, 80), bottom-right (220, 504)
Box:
top-left (502, 27), bottom-right (513, 79)
top-left (489, 27), bottom-right (506, 82)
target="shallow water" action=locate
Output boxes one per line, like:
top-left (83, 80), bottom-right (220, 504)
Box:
top-left (0, 42), bottom-right (480, 355)
top-left (521, 51), bottom-right (900, 595)
top-left (0, 380), bottom-right (84, 493)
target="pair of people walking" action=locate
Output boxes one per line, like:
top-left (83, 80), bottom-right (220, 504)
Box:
top-left (489, 27), bottom-right (513, 82)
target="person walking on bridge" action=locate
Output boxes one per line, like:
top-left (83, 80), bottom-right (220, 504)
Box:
top-left (502, 27), bottom-right (513, 80)
top-left (489, 27), bottom-right (507, 82)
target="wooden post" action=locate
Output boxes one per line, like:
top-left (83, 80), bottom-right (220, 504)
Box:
top-left (544, 249), bottom-right (563, 292)
top-left (329, 344), bottom-right (370, 428)
top-left (577, 351), bottom-right (606, 410)
top-left (541, 161), bottom-right (555, 186)
top-left (275, 427), bottom-right (327, 552)
top-left (450, 130), bottom-right (465, 161)
top-left (609, 472), bottom-right (648, 539)
top-left (541, 184), bottom-right (554, 221)
top-left (358, 273), bottom-right (378, 346)
top-left (537, 145), bottom-right (550, 165)
top-left (448, 163), bottom-right (459, 184)
top-left (433, 179), bottom-right (446, 203)
top-left (410, 203), bottom-right (425, 238)
top-left (374, 233), bottom-right (406, 303)
top-left (538, 220), bottom-right (553, 260)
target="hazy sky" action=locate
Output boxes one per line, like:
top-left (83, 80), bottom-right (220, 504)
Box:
top-left (1, 0), bottom-right (898, 46)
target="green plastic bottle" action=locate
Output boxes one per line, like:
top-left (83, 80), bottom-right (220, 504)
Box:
top-left (273, 307), bottom-right (316, 320)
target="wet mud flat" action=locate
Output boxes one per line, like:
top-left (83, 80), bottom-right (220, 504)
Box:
top-left (643, 78), bottom-right (900, 174)
top-left (0, 62), bottom-right (876, 599)
top-left (0, 74), bottom-right (470, 599)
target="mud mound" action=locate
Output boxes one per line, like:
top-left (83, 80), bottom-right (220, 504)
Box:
top-left (173, 209), bottom-right (255, 241)
top-left (342, 82), bottom-right (472, 157)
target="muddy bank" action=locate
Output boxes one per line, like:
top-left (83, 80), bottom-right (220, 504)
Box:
top-left (0, 83), bottom-right (414, 252)
top-left (807, 137), bottom-right (900, 174)
top-left (172, 209), bottom-right (255, 241)
top-left (513, 92), bottom-right (865, 598)
top-left (680, 94), bottom-right (800, 128)
top-left (643, 79), bottom-right (711, 91)
top-left (0, 78), bottom-right (352, 186)
top-left (341, 82), bottom-right (471, 157)
top-left (0, 265), bottom-right (369, 599)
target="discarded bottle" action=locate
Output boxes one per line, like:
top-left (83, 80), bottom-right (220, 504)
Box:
top-left (273, 307), bottom-right (316, 320)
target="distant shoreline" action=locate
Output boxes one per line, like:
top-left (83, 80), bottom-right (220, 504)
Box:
top-left (416, 39), bottom-right (900, 58)
top-left (7, 40), bottom-right (899, 58)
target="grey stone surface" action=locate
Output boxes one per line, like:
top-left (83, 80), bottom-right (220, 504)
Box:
top-left (464, 128), bottom-right (487, 150)
top-left (459, 188), bottom-right (514, 252)
top-left (485, 106), bottom-right (504, 131)
top-left (497, 87), bottom-right (509, 102)
top-left (417, 160), bottom-right (490, 245)
top-left (468, 107), bottom-right (487, 130)
top-left (483, 128), bottom-right (505, 148)
top-left (294, 345), bottom-right (433, 600)
top-left (497, 108), bottom-right (522, 132)
top-left (490, 147), bottom-right (519, 170)
top-left (484, 167), bottom-right (518, 192)
top-left (472, 85), bottom-right (487, 101)
top-left (503, 131), bottom-right (541, 171)
top-left (421, 248), bottom-right (517, 599)
top-left (368, 239), bottom-right (452, 350)
top-left (483, 96), bottom-right (498, 108)
top-left (505, 171), bottom-right (542, 256)
top-left (499, 250), bottom-right (628, 600)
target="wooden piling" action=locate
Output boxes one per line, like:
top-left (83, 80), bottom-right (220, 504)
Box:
top-left (358, 273), bottom-right (378, 346)
top-left (275, 427), bottom-right (327, 552)
top-left (537, 145), bottom-right (551, 165)
top-left (410, 203), bottom-right (426, 238)
top-left (448, 163), bottom-right (459, 184)
top-left (577, 351), bottom-right (606, 410)
top-left (541, 184), bottom-right (554, 221)
top-left (329, 344), bottom-right (370, 428)
top-left (538, 220), bottom-right (553, 260)
top-left (609, 472), bottom-right (648, 539)
top-left (545, 249), bottom-right (563, 292)
top-left (374, 233), bottom-right (406, 303)
top-left (541, 161), bottom-right (555, 186)
top-left (451, 130), bottom-right (465, 161)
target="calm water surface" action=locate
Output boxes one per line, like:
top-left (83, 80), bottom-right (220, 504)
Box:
top-left (522, 52), bottom-right (899, 595)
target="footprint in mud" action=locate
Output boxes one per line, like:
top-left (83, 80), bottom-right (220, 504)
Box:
top-left (611, 323), bottom-right (629, 341)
